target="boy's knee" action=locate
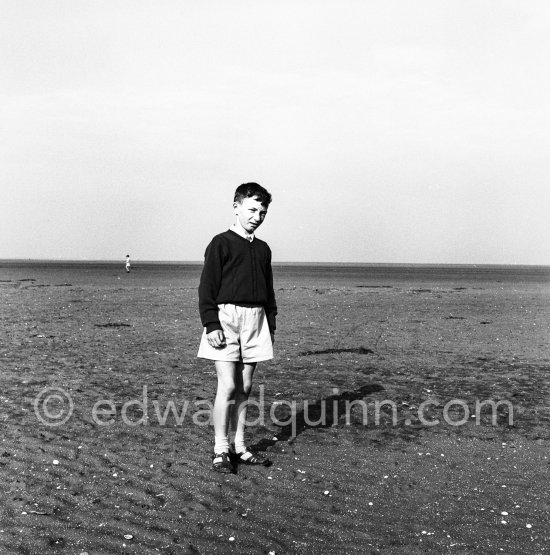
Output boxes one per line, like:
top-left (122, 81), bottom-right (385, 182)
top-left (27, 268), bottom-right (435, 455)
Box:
top-left (218, 383), bottom-right (237, 399)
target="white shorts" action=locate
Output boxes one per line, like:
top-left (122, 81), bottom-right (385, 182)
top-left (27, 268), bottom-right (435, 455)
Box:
top-left (197, 304), bottom-right (273, 363)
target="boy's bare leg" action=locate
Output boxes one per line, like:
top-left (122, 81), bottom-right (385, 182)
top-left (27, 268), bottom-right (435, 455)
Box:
top-left (213, 360), bottom-right (269, 467)
top-left (213, 360), bottom-right (238, 453)
top-left (231, 362), bottom-right (256, 452)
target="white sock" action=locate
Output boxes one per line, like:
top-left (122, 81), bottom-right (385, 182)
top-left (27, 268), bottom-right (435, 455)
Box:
top-left (214, 436), bottom-right (229, 454)
top-left (233, 434), bottom-right (247, 454)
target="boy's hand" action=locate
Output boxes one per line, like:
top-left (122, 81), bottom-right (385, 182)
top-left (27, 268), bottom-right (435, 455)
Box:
top-left (270, 332), bottom-right (275, 345)
top-left (207, 329), bottom-right (226, 348)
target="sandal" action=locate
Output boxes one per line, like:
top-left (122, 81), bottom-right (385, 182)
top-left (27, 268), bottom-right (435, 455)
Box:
top-left (233, 448), bottom-right (272, 467)
top-left (211, 452), bottom-right (235, 474)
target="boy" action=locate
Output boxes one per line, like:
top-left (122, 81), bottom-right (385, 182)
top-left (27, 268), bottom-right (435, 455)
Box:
top-left (125, 255), bottom-right (131, 273)
top-left (197, 183), bottom-right (276, 473)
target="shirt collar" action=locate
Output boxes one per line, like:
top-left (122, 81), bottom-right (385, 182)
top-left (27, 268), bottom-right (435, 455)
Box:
top-left (230, 223), bottom-right (254, 242)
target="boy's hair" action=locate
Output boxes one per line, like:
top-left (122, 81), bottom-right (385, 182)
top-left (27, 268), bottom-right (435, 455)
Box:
top-left (234, 182), bottom-right (272, 206)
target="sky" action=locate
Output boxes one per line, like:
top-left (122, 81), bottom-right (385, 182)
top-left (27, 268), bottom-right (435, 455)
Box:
top-left (1, 0), bottom-right (549, 264)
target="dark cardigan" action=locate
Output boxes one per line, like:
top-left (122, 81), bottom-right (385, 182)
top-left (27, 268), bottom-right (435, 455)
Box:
top-left (198, 230), bottom-right (277, 334)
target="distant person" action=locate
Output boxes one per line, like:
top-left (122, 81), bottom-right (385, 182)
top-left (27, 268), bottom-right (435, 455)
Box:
top-left (125, 255), bottom-right (131, 273)
top-left (198, 183), bottom-right (277, 473)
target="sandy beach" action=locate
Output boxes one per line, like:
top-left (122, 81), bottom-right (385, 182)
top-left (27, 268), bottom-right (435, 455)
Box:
top-left (1, 262), bottom-right (549, 554)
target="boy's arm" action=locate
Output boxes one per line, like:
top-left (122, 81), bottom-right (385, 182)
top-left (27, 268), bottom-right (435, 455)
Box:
top-left (265, 249), bottom-right (277, 336)
top-left (198, 238), bottom-right (224, 333)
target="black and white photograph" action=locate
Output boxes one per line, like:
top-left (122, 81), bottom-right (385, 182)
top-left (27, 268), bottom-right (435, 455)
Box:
top-left (1, 1), bottom-right (549, 553)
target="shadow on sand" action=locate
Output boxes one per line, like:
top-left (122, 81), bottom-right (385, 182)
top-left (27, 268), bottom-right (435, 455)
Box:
top-left (253, 383), bottom-right (385, 451)
top-left (299, 346), bottom-right (374, 356)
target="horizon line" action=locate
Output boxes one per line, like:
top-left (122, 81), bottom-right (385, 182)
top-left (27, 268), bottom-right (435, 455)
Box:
top-left (1, 258), bottom-right (549, 269)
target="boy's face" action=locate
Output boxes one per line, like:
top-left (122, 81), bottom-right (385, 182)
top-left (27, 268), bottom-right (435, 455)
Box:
top-left (233, 196), bottom-right (268, 234)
